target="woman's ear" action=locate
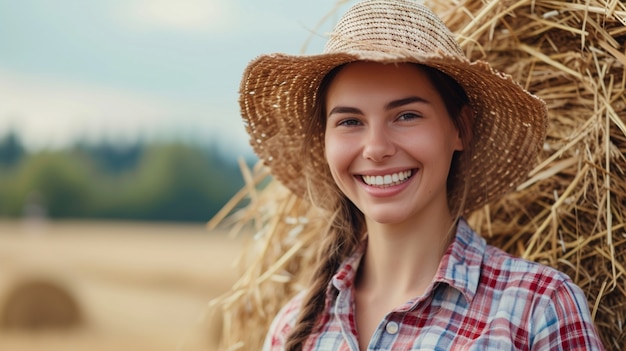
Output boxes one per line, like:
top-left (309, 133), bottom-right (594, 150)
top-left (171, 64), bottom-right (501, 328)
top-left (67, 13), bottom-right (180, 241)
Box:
top-left (454, 105), bottom-right (473, 151)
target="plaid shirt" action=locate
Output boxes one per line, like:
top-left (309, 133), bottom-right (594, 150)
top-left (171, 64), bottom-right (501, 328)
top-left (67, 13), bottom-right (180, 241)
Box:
top-left (263, 219), bottom-right (604, 350)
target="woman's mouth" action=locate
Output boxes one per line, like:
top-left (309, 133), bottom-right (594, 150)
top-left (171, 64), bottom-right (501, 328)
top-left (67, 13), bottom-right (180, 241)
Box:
top-left (360, 170), bottom-right (414, 188)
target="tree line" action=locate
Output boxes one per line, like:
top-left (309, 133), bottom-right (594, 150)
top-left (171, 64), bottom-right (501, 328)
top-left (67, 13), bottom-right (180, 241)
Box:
top-left (0, 132), bottom-right (248, 222)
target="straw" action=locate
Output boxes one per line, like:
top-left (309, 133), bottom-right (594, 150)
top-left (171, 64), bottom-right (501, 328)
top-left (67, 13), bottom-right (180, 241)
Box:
top-left (428, 0), bottom-right (625, 348)
top-left (209, 0), bottom-right (626, 349)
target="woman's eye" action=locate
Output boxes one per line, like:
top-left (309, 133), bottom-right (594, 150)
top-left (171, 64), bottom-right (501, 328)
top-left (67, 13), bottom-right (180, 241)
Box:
top-left (397, 112), bottom-right (421, 121)
top-left (338, 118), bottom-right (361, 127)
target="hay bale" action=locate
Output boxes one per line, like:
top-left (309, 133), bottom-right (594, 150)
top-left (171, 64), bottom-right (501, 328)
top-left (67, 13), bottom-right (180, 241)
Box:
top-left (0, 277), bottom-right (83, 330)
top-left (209, 1), bottom-right (626, 350)
top-left (425, 0), bottom-right (625, 348)
top-left (208, 170), bottom-right (325, 351)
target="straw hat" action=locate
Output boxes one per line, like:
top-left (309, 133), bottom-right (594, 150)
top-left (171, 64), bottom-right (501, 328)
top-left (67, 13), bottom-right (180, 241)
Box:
top-left (239, 0), bottom-right (547, 213)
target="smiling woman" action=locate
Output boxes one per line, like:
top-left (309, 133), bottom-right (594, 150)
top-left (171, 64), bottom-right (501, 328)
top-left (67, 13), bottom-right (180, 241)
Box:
top-left (323, 62), bottom-right (465, 228)
top-left (211, 0), bottom-right (625, 349)
top-left (222, 0), bottom-right (606, 350)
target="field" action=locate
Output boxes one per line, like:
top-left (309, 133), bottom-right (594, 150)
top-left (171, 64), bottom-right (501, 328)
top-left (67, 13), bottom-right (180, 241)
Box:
top-left (0, 219), bottom-right (245, 351)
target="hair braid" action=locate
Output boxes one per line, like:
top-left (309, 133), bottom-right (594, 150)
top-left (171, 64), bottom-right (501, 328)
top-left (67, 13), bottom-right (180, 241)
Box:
top-left (285, 199), bottom-right (363, 351)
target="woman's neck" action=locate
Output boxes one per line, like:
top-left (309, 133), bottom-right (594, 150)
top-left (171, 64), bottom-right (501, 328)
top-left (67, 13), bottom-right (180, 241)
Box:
top-left (357, 207), bottom-right (457, 298)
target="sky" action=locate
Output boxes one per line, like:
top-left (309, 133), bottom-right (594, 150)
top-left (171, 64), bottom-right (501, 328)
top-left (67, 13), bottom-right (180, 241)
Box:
top-left (0, 0), bottom-right (356, 156)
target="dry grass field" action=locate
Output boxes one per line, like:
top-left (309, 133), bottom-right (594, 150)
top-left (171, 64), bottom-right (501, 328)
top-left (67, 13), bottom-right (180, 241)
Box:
top-left (0, 219), bottom-right (245, 351)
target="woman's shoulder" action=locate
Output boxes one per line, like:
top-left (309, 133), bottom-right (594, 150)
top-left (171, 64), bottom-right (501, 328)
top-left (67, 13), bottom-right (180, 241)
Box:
top-left (478, 244), bottom-right (604, 349)
top-left (482, 243), bottom-right (574, 290)
top-left (458, 219), bottom-right (575, 293)
top-left (262, 290), bottom-right (306, 350)
top-left (482, 243), bottom-right (563, 272)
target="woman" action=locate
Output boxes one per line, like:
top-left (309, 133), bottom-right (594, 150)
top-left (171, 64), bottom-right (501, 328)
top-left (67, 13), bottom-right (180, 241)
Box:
top-left (238, 0), bottom-right (604, 349)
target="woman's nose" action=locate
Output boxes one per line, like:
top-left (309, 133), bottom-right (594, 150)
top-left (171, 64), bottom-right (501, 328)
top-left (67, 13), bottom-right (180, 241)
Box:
top-left (362, 126), bottom-right (396, 162)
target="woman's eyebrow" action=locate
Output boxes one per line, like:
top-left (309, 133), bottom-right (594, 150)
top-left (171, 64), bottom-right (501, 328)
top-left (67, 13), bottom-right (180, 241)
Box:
top-left (328, 106), bottom-right (363, 116)
top-left (385, 96), bottom-right (430, 110)
top-left (328, 96), bottom-right (429, 116)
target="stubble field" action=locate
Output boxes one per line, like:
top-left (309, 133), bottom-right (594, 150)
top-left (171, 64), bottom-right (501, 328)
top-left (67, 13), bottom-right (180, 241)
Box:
top-left (0, 219), bottom-right (244, 351)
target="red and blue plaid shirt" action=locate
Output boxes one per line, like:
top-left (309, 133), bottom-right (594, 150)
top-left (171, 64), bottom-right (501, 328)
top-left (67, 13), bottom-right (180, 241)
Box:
top-left (263, 218), bottom-right (604, 350)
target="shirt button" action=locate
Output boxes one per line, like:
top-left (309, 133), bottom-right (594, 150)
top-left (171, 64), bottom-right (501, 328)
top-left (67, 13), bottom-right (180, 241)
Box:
top-left (385, 321), bottom-right (399, 335)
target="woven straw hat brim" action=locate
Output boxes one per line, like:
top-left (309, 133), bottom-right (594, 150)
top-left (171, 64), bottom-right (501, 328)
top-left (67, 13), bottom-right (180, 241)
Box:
top-left (240, 49), bottom-right (547, 213)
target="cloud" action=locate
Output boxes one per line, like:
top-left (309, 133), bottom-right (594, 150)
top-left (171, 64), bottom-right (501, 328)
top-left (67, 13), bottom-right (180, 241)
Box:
top-left (119, 0), bottom-right (239, 33)
top-left (0, 70), bottom-right (251, 155)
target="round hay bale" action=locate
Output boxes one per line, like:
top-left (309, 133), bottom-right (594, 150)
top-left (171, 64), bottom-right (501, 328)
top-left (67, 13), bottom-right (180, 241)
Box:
top-left (0, 278), bottom-right (83, 330)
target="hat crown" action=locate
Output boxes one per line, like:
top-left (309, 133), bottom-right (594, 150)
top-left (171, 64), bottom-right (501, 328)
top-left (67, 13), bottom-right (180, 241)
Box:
top-left (325, 0), bottom-right (465, 59)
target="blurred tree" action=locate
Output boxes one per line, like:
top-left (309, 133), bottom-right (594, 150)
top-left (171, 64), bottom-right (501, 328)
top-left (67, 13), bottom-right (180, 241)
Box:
top-left (0, 131), bottom-right (25, 167)
top-left (144, 144), bottom-right (227, 221)
top-left (85, 143), bottom-right (244, 222)
top-left (77, 142), bottom-right (144, 174)
top-left (8, 151), bottom-right (94, 218)
top-left (0, 141), bottom-right (246, 222)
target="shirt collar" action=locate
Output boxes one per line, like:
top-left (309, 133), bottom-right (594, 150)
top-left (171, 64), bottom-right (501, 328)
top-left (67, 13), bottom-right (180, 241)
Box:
top-left (331, 242), bottom-right (365, 292)
top-left (330, 218), bottom-right (485, 303)
top-left (432, 217), bottom-right (485, 303)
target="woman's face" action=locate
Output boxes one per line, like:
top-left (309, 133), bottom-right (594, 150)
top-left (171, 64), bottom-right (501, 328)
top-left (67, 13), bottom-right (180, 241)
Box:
top-left (324, 62), bottom-right (463, 226)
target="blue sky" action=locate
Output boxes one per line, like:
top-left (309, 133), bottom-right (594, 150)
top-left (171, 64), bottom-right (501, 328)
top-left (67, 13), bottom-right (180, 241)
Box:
top-left (0, 0), bottom-right (355, 156)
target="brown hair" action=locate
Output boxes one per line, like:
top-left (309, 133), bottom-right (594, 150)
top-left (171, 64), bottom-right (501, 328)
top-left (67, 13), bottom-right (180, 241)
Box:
top-left (421, 65), bottom-right (474, 217)
top-left (286, 62), bottom-right (472, 350)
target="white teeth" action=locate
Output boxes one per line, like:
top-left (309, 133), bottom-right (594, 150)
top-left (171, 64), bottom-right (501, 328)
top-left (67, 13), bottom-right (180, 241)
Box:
top-left (362, 170), bottom-right (413, 187)
top-left (375, 175), bottom-right (383, 185)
